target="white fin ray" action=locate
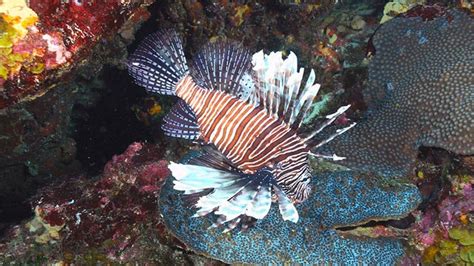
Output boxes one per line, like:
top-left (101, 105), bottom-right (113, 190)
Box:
top-left (312, 122), bottom-right (357, 149)
top-left (213, 185), bottom-right (259, 224)
top-left (291, 70), bottom-right (320, 128)
top-left (303, 104), bottom-right (352, 142)
top-left (250, 50), bottom-right (320, 130)
top-left (274, 185), bottom-right (299, 223)
top-left (245, 184), bottom-right (272, 219)
top-left (170, 162), bottom-right (239, 191)
top-left (194, 179), bottom-right (253, 215)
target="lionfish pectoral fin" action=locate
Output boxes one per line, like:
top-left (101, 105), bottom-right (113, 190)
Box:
top-left (128, 29), bottom-right (188, 96)
top-left (244, 183), bottom-right (272, 220)
top-left (273, 185), bottom-right (299, 223)
top-left (162, 100), bottom-right (201, 140)
top-left (170, 159), bottom-right (276, 230)
top-left (211, 171), bottom-right (273, 228)
top-left (191, 41), bottom-right (254, 101)
top-left (188, 144), bottom-right (241, 172)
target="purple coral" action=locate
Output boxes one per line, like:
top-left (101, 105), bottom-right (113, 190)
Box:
top-left (319, 9), bottom-right (474, 177)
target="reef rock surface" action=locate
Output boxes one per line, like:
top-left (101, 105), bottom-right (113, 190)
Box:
top-left (319, 9), bottom-right (474, 177)
top-left (0, 0), bottom-right (154, 109)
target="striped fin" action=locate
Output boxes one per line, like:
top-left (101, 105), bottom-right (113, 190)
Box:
top-left (170, 160), bottom-right (277, 230)
top-left (274, 185), bottom-right (299, 223)
top-left (188, 145), bottom-right (240, 172)
top-left (128, 29), bottom-right (188, 95)
top-left (162, 100), bottom-right (200, 140)
top-left (244, 182), bottom-right (272, 219)
top-left (251, 51), bottom-right (320, 129)
top-left (193, 177), bottom-right (253, 216)
top-left (211, 171), bottom-right (272, 228)
top-left (212, 181), bottom-right (260, 224)
top-left (170, 162), bottom-right (240, 195)
top-left (304, 105), bottom-right (356, 151)
top-left (190, 41), bottom-right (254, 100)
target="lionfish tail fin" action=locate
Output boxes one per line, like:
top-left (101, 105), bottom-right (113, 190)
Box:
top-left (128, 29), bottom-right (188, 95)
top-left (250, 51), bottom-right (320, 129)
top-left (169, 160), bottom-right (274, 232)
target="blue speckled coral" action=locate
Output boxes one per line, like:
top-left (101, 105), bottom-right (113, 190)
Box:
top-left (160, 168), bottom-right (421, 264)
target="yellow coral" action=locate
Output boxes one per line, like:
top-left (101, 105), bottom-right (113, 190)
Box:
top-left (422, 245), bottom-right (439, 263)
top-left (232, 4), bottom-right (252, 27)
top-left (148, 102), bottom-right (162, 116)
top-left (0, 63), bottom-right (7, 79)
top-left (26, 206), bottom-right (64, 244)
top-left (0, 0), bottom-right (38, 40)
top-left (380, 0), bottom-right (426, 24)
top-left (0, 0), bottom-right (41, 79)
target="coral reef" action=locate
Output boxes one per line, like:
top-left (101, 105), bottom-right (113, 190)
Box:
top-left (380, 0), bottom-right (426, 23)
top-left (0, 142), bottom-right (218, 264)
top-left (0, 0), bottom-right (154, 109)
top-left (408, 174), bottom-right (474, 264)
top-left (318, 8), bottom-right (474, 177)
top-left (160, 153), bottom-right (421, 264)
top-left (0, 1), bottom-right (156, 234)
top-left (2, 1), bottom-right (471, 264)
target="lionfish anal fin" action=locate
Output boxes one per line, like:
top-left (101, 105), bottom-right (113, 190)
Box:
top-left (162, 99), bottom-right (201, 140)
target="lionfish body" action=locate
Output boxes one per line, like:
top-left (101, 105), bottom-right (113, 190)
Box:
top-left (176, 75), bottom-right (312, 199)
top-left (128, 30), bottom-right (354, 229)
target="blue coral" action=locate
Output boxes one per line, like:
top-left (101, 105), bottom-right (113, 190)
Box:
top-left (159, 170), bottom-right (421, 264)
top-left (318, 9), bottom-right (474, 177)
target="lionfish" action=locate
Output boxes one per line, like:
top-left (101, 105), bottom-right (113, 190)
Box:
top-left (128, 30), bottom-right (354, 230)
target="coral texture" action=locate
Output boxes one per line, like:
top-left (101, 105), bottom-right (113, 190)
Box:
top-left (160, 153), bottom-right (421, 264)
top-left (0, 0), bottom-right (153, 109)
top-left (0, 143), bottom-right (191, 264)
top-left (319, 9), bottom-right (474, 177)
top-left (410, 174), bottom-right (474, 264)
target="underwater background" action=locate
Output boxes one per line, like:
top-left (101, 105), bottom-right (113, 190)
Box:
top-left (0, 0), bottom-right (473, 264)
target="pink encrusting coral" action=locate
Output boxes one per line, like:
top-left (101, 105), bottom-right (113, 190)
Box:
top-left (0, 0), bottom-right (154, 109)
top-left (410, 174), bottom-right (474, 264)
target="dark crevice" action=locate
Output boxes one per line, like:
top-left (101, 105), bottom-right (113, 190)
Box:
top-left (337, 214), bottom-right (416, 231)
top-left (71, 67), bottom-right (154, 175)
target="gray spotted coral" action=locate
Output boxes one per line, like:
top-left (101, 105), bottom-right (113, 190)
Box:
top-left (319, 9), bottom-right (474, 177)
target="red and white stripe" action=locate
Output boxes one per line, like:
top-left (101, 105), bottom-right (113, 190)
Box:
top-left (176, 75), bottom-right (310, 200)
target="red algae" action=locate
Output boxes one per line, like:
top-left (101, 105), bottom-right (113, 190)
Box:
top-left (0, 142), bottom-right (179, 262)
top-left (0, 0), bottom-right (154, 109)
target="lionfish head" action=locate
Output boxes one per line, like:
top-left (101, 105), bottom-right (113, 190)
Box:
top-left (272, 157), bottom-right (313, 203)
